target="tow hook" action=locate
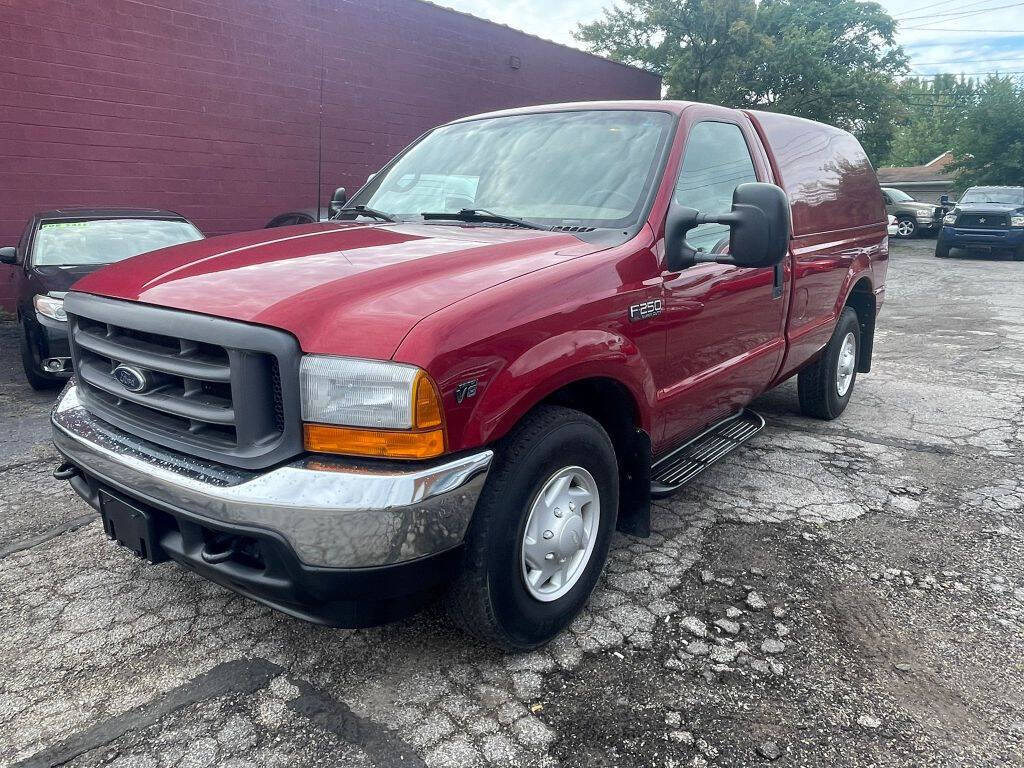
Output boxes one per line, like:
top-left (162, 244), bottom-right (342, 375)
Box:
top-left (201, 534), bottom-right (240, 564)
top-left (53, 461), bottom-right (80, 481)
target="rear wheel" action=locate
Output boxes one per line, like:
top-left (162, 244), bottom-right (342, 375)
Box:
top-left (445, 405), bottom-right (618, 651)
top-left (895, 217), bottom-right (917, 238)
top-left (798, 307), bottom-right (860, 420)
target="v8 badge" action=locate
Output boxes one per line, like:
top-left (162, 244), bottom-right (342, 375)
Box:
top-left (454, 379), bottom-right (478, 404)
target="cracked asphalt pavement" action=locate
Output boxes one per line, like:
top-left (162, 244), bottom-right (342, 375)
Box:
top-left (2, 238), bottom-right (1023, 767)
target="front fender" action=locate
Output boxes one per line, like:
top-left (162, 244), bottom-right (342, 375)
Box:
top-left (459, 329), bottom-right (656, 449)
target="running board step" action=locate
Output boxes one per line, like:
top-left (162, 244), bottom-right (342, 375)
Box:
top-left (650, 410), bottom-right (765, 498)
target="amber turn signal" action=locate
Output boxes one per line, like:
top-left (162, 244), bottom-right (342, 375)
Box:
top-left (413, 370), bottom-right (444, 429)
top-left (304, 423), bottom-right (446, 459)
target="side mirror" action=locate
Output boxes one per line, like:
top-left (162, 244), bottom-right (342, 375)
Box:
top-left (666, 182), bottom-right (791, 271)
top-left (0, 246), bottom-right (17, 265)
top-left (329, 187), bottom-right (347, 217)
top-left (939, 194), bottom-right (951, 206)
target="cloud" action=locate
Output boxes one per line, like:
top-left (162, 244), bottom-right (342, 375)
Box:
top-left (436, 0), bottom-right (1024, 79)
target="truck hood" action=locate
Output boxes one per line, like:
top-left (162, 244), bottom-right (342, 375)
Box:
top-left (71, 222), bottom-right (594, 358)
top-left (955, 202), bottom-right (1024, 215)
top-left (897, 201), bottom-right (938, 214)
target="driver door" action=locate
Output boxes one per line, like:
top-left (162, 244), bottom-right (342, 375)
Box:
top-left (655, 114), bottom-right (789, 449)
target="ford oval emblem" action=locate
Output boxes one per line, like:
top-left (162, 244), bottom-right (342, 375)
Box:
top-left (113, 364), bottom-right (151, 393)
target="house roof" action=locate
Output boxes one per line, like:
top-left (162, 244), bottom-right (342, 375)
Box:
top-left (877, 151), bottom-right (956, 184)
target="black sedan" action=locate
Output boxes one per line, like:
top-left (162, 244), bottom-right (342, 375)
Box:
top-left (0, 208), bottom-right (203, 389)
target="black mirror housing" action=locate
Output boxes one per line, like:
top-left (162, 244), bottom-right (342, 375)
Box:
top-left (329, 187), bottom-right (348, 216)
top-left (939, 194), bottom-right (951, 206)
top-left (728, 183), bottom-right (791, 268)
top-left (0, 246), bottom-right (16, 265)
top-left (666, 182), bottom-right (790, 271)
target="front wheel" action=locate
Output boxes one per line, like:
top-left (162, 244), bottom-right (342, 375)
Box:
top-left (1014, 245), bottom-right (1024, 262)
top-left (20, 323), bottom-right (63, 391)
top-left (935, 242), bottom-right (951, 258)
top-left (798, 307), bottom-right (861, 420)
top-left (445, 405), bottom-right (618, 651)
top-left (895, 217), bottom-right (917, 238)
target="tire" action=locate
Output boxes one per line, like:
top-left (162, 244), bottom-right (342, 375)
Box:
top-left (1014, 245), bottom-right (1024, 262)
top-left (798, 307), bottom-right (860, 420)
top-left (935, 242), bottom-right (951, 258)
top-left (895, 217), bottom-right (917, 239)
top-left (445, 405), bottom-right (618, 651)
top-left (19, 323), bottom-right (62, 391)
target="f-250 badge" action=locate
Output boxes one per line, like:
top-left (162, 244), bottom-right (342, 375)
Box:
top-left (629, 299), bottom-right (663, 322)
top-left (455, 379), bottom-right (478, 404)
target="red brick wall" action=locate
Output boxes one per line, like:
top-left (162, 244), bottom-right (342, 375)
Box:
top-left (0, 0), bottom-right (661, 312)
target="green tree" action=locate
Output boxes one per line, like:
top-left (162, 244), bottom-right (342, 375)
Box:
top-left (885, 75), bottom-right (976, 167)
top-left (949, 76), bottom-right (1024, 187)
top-left (576, 0), bottom-right (907, 161)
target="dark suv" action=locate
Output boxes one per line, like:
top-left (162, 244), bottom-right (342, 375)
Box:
top-left (1, 209), bottom-right (203, 389)
top-left (935, 186), bottom-right (1024, 260)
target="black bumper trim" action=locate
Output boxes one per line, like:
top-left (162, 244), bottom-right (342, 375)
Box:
top-left (65, 466), bottom-right (461, 628)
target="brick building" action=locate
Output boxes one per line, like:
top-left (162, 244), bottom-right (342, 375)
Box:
top-left (0, 0), bottom-right (660, 312)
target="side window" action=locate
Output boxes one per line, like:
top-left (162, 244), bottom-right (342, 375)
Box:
top-left (673, 121), bottom-right (758, 253)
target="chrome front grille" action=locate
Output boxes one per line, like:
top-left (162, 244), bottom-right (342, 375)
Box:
top-left (65, 292), bottom-right (302, 470)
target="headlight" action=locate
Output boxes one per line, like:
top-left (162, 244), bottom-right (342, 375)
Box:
top-left (33, 294), bottom-right (66, 321)
top-left (299, 355), bottom-right (445, 458)
top-left (1011, 215), bottom-right (1024, 227)
top-left (943, 213), bottom-right (957, 225)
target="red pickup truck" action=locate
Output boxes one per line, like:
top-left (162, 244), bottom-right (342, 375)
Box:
top-left (52, 101), bottom-right (887, 650)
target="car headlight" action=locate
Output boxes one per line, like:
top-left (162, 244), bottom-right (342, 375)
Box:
top-left (299, 355), bottom-right (445, 458)
top-left (33, 294), bottom-right (66, 321)
top-left (943, 213), bottom-right (957, 225)
top-left (1011, 215), bottom-right (1024, 227)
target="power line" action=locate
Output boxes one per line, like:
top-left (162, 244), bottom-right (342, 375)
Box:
top-left (912, 56), bottom-right (1024, 65)
top-left (903, 26), bottom-right (1023, 31)
top-left (896, 0), bottom-right (1015, 21)
top-left (905, 69), bottom-right (1024, 76)
top-left (902, 3), bottom-right (1024, 30)
top-left (892, 0), bottom-right (985, 18)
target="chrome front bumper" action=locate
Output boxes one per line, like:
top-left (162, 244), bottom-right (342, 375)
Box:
top-left (51, 384), bottom-right (492, 568)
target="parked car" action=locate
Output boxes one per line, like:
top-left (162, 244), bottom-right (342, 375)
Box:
top-left (935, 186), bottom-right (1024, 260)
top-left (50, 102), bottom-right (887, 650)
top-left (881, 187), bottom-right (943, 238)
top-left (0, 209), bottom-right (203, 389)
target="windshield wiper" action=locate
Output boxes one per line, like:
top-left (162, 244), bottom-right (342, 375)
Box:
top-left (420, 208), bottom-right (550, 230)
top-left (333, 205), bottom-right (396, 223)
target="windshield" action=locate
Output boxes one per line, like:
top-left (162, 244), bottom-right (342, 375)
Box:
top-left (960, 187), bottom-right (1024, 206)
top-left (884, 188), bottom-right (913, 202)
top-left (349, 110), bottom-right (675, 228)
top-left (32, 218), bottom-right (203, 266)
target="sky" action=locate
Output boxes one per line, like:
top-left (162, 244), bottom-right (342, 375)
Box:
top-left (438, 0), bottom-right (1024, 80)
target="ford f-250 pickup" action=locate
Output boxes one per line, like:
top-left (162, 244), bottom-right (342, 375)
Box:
top-left (51, 101), bottom-right (888, 651)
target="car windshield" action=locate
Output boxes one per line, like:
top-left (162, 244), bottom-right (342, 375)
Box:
top-left (885, 189), bottom-right (913, 202)
top-left (349, 110), bottom-right (675, 229)
top-left (960, 187), bottom-right (1024, 205)
top-left (32, 218), bottom-right (203, 266)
